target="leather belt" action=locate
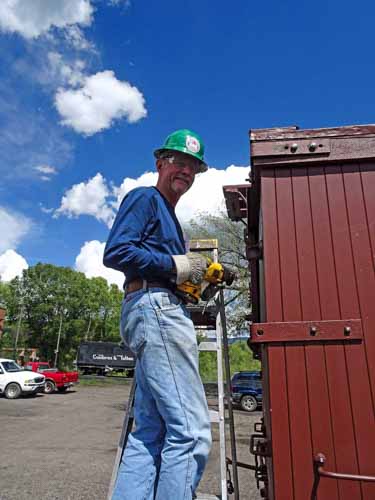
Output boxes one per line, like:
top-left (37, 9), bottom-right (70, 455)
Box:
top-left (125, 279), bottom-right (172, 295)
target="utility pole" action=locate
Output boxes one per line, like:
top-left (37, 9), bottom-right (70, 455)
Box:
top-left (54, 313), bottom-right (63, 368)
top-left (13, 306), bottom-right (23, 360)
top-left (85, 314), bottom-right (92, 341)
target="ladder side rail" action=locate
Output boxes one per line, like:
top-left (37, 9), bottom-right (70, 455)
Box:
top-left (212, 248), bottom-right (228, 499)
top-left (218, 288), bottom-right (240, 500)
top-left (216, 306), bottom-right (228, 500)
top-left (107, 377), bottom-right (137, 500)
top-left (212, 243), bottom-right (228, 499)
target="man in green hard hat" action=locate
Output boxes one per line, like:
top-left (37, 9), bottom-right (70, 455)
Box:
top-left (104, 129), bottom-right (212, 500)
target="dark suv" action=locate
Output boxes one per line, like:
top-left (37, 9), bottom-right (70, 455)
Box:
top-left (231, 371), bottom-right (262, 412)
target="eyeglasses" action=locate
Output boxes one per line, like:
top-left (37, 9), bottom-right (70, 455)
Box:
top-left (162, 155), bottom-right (200, 173)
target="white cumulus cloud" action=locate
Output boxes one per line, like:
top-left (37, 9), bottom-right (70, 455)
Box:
top-left (0, 249), bottom-right (28, 282)
top-left (35, 165), bottom-right (56, 175)
top-left (0, 207), bottom-right (31, 253)
top-left (0, 0), bottom-right (93, 39)
top-left (55, 70), bottom-right (147, 135)
top-left (34, 164), bottom-right (57, 181)
top-left (75, 240), bottom-right (124, 289)
top-left (55, 165), bottom-right (250, 227)
top-left (66, 166), bottom-right (249, 288)
top-left (112, 165), bottom-right (250, 223)
top-left (48, 52), bottom-right (86, 87)
top-left (112, 171), bottom-right (158, 209)
top-left (55, 173), bottom-right (114, 226)
top-left (176, 165), bottom-right (250, 222)
top-left (62, 24), bottom-right (95, 51)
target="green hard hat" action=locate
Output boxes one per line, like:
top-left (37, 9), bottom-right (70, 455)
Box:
top-left (154, 129), bottom-right (208, 173)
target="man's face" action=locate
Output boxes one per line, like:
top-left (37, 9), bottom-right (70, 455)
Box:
top-left (157, 152), bottom-right (199, 197)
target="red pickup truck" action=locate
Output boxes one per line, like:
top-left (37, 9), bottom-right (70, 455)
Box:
top-left (25, 362), bottom-right (79, 394)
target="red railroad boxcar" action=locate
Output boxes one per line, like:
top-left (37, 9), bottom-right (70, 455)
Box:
top-left (224, 124), bottom-right (375, 500)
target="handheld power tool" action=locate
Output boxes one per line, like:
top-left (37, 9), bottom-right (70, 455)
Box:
top-left (176, 261), bottom-right (236, 304)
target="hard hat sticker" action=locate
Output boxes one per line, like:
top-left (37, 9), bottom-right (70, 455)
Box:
top-left (186, 135), bottom-right (200, 153)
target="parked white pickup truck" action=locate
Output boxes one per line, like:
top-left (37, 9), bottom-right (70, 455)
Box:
top-left (0, 358), bottom-right (45, 399)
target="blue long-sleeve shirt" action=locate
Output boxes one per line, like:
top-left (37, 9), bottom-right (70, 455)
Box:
top-left (103, 186), bottom-right (186, 286)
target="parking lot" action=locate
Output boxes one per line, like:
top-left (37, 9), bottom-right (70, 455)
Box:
top-left (0, 381), bottom-right (261, 500)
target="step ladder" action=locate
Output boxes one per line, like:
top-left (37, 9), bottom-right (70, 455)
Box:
top-left (108, 240), bottom-right (240, 500)
top-left (191, 239), bottom-right (239, 500)
top-left (196, 302), bottom-right (228, 500)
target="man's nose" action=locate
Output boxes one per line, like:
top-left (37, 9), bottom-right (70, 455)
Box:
top-left (181, 164), bottom-right (196, 177)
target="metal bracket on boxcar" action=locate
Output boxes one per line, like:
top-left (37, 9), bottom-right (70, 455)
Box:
top-left (227, 418), bottom-right (270, 497)
top-left (250, 433), bottom-right (270, 457)
top-left (246, 240), bottom-right (263, 261)
top-left (249, 319), bottom-right (363, 344)
top-left (247, 338), bottom-right (261, 360)
top-left (251, 137), bottom-right (331, 159)
top-left (249, 419), bottom-right (270, 498)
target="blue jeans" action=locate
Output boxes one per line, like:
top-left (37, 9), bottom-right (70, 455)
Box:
top-left (112, 288), bottom-right (212, 500)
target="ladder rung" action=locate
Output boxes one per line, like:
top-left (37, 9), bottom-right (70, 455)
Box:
top-left (209, 409), bottom-right (220, 423)
top-left (195, 495), bottom-right (221, 499)
top-left (198, 341), bottom-right (218, 352)
top-left (189, 239), bottom-right (218, 251)
top-left (209, 414), bottom-right (232, 424)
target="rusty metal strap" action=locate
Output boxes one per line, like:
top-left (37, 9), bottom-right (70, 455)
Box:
top-left (226, 457), bottom-right (257, 471)
top-left (252, 138), bottom-right (330, 158)
top-left (250, 319), bottom-right (362, 344)
top-left (311, 453), bottom-right (375, 500)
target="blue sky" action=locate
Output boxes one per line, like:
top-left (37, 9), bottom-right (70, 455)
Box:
top-left (0, 0), bottom-right (374, 287)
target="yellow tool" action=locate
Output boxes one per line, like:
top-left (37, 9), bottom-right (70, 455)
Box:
top-left (176, 261), bottom-right (236, 304)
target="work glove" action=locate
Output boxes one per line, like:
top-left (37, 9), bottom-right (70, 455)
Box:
top-left (172, 253), bottom-right (208, 285)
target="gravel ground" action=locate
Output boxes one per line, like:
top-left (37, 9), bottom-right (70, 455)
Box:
top-left (0, 381), bottom-right (262, 500)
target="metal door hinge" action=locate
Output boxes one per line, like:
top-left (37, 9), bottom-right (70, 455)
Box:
top-left (246, 240), bottom-right (263, 261)
top-left (249, 419), bottom-right (270, 499)
top-left (250, 433), bottom-right (271, 457)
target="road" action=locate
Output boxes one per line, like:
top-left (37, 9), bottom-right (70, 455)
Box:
top-left (0, 381), bottom-right (262, 499)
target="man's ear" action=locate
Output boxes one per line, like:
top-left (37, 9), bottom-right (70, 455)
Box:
top-left (156, 159), bottom-right (164, 173)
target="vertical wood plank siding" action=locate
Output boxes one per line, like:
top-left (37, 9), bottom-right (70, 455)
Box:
top-left (359, 163), bottom-right (375, 405)
top-left (292, 167), bottom-right (339, 500)
top-left (341, 165), bottom-right (375, 498)
top-left (327, 167), bottom-right (375, 500)
top-left (277, 168), bottom-right (314, 500)
top-left (261, 161), bottom-right (375, 499)
top-left (309, 166), bottom-right (350, 500)
top-left (261, 170), bottom-right (294, 500)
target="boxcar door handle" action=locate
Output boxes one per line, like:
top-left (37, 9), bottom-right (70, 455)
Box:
top-left (311, 453), bottom-right (375, 500)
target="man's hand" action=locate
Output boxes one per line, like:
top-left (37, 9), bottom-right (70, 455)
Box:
top-left (172, 253), bottom-right (209, 285)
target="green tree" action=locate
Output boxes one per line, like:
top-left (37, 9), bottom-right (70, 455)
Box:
top-left (0, 280), bottom-right (14, 351)
top-left (229, 341), bottom-right (261, 374)
top-left (198, 341), bottom-right (261, 382)
top-left (0, 280), bottom-right (11, 306)
top-left (0, 264), bottom-right (123, 368)
top-left (84, 279), bottom-right (123, 342)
